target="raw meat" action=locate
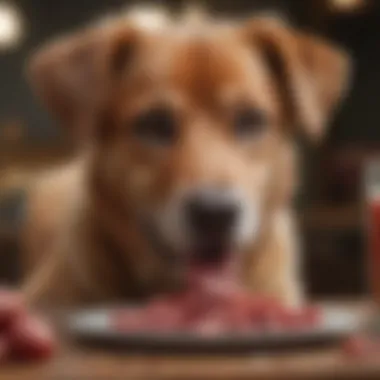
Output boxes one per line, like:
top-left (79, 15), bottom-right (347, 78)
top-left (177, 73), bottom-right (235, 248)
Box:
top-left (111, 270), bottom-right (320, 335)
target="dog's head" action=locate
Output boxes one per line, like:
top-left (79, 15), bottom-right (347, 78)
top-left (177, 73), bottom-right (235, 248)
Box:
top-left (28, 12), bottom-right (351, 270)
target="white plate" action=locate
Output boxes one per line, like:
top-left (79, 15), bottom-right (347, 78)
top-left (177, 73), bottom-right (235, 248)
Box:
top-left (66, 304), bottom-right (367, 353)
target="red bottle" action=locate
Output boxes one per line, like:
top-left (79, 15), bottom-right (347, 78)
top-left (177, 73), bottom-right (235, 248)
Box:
top-left (369, 198), bottom-right (380, 303)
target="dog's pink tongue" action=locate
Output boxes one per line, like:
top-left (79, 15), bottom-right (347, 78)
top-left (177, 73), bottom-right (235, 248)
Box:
top-left (186, 259), bottom-right (241, 295)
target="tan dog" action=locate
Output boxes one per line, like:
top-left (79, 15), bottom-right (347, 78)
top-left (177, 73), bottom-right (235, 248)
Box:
top-left (22, 11), bottom-right (351, 308)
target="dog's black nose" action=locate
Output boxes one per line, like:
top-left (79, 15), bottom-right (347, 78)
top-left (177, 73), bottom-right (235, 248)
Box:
top-left (185, 193), bottom-right (239, 237)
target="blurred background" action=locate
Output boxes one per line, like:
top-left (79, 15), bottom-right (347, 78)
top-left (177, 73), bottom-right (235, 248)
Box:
top-left (0, 0), bottom-right (377, 298)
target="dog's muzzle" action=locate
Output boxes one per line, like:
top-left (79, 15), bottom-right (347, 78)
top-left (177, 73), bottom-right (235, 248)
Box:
top-left (183, 188), bottom-right (242, 265)
top-left (153, 185), bottom-right (260, 267)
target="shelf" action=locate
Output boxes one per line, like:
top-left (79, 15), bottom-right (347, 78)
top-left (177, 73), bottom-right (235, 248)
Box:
top-left (0, 143), bottom-right (75, 169)
top-left (301, 204), bottom-right (362, 231)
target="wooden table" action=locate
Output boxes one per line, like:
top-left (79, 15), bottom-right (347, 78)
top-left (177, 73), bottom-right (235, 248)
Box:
top-left (1, 302), bottom-right (380, 380)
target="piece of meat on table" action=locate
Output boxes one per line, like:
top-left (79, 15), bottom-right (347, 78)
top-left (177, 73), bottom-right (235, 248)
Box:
top-left (111, 285), bottom-right (321, 335)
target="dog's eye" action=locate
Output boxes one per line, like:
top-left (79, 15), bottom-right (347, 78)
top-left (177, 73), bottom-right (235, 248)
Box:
top-left (133, 107), bottom-right (177, 146)
top-left (233, 108), bottom-right (267, 139)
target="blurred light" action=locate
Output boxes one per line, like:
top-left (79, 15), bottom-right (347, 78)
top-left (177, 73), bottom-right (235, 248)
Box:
top-left (0, 2), bottom-right (23, 50)
top-left (126, 6), bottom-right (169, 31)
top-left (329, 0), bottom-right (366, 12)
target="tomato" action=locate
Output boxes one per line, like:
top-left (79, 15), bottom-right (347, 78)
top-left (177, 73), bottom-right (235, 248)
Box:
top-left (8, 315), bottom-right (56, 362)
top-left (0, 337), bottom-right (9, 363)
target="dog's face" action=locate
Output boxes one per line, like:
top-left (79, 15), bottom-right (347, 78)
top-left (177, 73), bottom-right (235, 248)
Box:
top-left (101, 26), bottom-right (281, 263)
top-left (29, 14), bottom-right (351, 268)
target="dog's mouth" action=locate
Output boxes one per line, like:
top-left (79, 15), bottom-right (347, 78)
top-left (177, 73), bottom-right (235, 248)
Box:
top-left (144, 218), bottom-right (237, 285)
top-left (186, 240), bottom-right (239, 291)
top-left (184, 235), bottom-right (239, 286)
top-left (188, 238), bottom-right (232, 268)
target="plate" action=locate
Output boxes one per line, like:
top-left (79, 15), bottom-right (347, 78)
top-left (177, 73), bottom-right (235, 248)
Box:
top-left (66, 303), bottom-right (367, 353)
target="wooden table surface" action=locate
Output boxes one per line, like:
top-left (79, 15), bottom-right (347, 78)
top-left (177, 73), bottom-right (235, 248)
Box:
top-left (1, 301), bottom-right (380, 380)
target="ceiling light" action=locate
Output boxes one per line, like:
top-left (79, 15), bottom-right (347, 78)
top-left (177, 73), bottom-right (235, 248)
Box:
top-left (126, 6), bottom-right (169, 31)
top-left (0, 2), bottom-right (24, 50)
top-left (329, 0), bottom-right (366, 11)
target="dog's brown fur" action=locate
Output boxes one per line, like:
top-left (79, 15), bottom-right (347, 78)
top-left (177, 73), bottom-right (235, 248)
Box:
top-left (22, 11), bottom-right (351, 307)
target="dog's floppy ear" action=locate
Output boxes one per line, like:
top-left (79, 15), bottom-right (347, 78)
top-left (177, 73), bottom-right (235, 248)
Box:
top-left (28, 24), bottom-right (137, 138)
top-left (242, 18), bottom-right (352, 141)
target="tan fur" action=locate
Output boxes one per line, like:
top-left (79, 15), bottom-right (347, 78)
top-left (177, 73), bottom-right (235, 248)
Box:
top-left (23, 11), bottom-right (351, 308)
top-left (22, 160), bottom-right (82, 273)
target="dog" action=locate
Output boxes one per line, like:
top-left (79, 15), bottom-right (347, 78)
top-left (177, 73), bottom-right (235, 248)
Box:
top-left (22, 9), bottom-right (351, 308)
